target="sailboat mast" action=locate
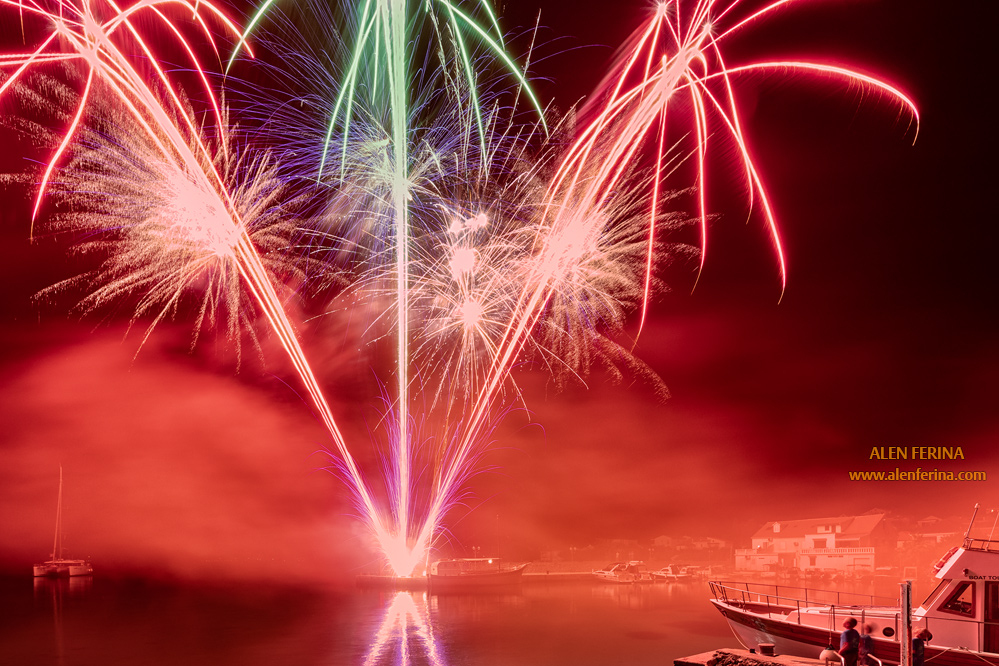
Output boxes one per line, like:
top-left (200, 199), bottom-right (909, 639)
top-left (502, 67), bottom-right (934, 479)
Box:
top-left (52, 466), bottom-right (63, 560)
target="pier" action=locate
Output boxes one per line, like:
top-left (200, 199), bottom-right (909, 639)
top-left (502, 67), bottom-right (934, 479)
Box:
top-left (676, 649), bottom-right (826, 666)
top-left (356, 570), bottom-right (602, 589)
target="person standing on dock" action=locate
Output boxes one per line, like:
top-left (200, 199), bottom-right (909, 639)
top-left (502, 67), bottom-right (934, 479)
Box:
top-left (839, 618), bottom-right (861, 666)
top-left (913, 628), bottom-right (933, 666)
top-left (859, 624), bottom-right (876, 666)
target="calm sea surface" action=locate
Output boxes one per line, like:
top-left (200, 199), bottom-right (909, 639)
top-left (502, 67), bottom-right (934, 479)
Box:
top-left (1, 576), bottom-right (742, 665)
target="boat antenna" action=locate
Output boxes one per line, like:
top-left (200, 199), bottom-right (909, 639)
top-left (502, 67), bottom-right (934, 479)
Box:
top-left (988, 508), bottom-right (998, 543)
top-left (964, 503), bottom-right (980, 543)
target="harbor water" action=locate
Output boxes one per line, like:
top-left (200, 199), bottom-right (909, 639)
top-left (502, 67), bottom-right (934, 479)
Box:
top-left (2, 576), bottom-right (742, 665)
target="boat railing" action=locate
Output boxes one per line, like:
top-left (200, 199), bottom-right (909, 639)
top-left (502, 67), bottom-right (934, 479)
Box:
top-left (709, 580), bottom-right (901, 627)
top-left (963, 537), bottom-right (999, 553)
top-left (710, 580), bottom-right (897, 611)
top-left (711, 581), bottom-right (997, 650)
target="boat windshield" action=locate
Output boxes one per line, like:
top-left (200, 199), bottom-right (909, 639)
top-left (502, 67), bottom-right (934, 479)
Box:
top-left (939, 581), bottom-right (975, 617)
top-left (920, 578), bottom-right (951, 609)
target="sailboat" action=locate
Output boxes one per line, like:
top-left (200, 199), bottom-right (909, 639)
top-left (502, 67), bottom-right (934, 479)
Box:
top-left (33, 467), bottom-right (93, 578)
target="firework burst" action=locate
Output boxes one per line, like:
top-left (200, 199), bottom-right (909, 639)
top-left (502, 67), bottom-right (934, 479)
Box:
top-left (27, 99), bottom-right (305, 361)
top-left (0, 0), bottom-right (248, 227)
top-left (1, 0), bottom-right (919, 579)
top-left (550, 0), bottom-right (919, 331)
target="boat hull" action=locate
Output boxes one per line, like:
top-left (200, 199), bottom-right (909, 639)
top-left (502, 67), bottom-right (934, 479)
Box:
top-left (710, 598), bottom-right (999, 666)
top-left (33, 560), bottom-right (93, 578)
top-left (428, 563), bottom-right (527, 591)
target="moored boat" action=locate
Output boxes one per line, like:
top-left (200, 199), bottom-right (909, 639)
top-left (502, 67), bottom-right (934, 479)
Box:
top-left (593, 562), bottom-right (639, 583)
top-left (709, 508), bottom-right (999, 666)
top-left (33, 559), bottom-right (93, 578)
top-left (428, 558), bottom-right (527, 590)
top-left (33, 468), bottom-right (92, 578)
top-left (652, 564), bottom-right (691, 582)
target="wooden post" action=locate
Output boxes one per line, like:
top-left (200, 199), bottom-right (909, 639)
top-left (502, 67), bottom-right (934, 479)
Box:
top-left (900, 580), bottom-right (912, 666)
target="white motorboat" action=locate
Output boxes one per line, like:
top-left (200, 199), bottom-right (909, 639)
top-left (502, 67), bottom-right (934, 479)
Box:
top-left (652, 564), bottom-right (692, 582)
top-left (709, 507), bottom-right (999, 666)
top-left (593, 562), bottom-right (640, 583)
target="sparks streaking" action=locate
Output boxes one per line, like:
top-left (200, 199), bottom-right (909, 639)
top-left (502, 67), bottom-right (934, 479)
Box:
top-left (394, 0), bottom-right (919, 574)
top-left (0, 0), bottom-right (395, 567)
top-left (551, 0), bottom-right (918, 330)
top-left (0, 0), bottom-right (919, 582)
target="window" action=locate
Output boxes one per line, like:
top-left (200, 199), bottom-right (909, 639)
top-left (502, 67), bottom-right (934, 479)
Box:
top-left (939, 581), bottom-right (976, 617)
top-left (920, 579), bottom-right (950, 609)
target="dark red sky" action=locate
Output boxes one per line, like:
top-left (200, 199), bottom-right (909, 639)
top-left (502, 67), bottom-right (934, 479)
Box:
top-left (0, 0), bottom-right (995, 581)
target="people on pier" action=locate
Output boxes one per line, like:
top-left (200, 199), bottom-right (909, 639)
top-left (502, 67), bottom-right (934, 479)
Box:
top-left (839, 617), bottom-right (861, 666)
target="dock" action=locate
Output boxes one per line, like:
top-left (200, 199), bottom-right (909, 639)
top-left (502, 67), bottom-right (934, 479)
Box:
top-left (356, 570), bottom-right (598, 589)
top-left (676, 649), bottom-right (827, 666)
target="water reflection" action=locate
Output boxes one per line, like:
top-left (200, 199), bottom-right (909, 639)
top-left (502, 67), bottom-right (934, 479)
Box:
top-left (430, 588), bottom-right (527, 620)
top-left (363, 591), bottom-right (447, 666)
top-left (590, 579), bottom-right (673, 609)
top-left (1, 576), bottom-right (741, 664)
top-left (33, 575), bottom-right (93, 597)
top-left (33, 576), bottom-right (92, 666)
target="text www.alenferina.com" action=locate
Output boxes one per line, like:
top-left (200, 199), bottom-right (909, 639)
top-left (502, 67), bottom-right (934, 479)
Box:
top-left (849, 446), bottom-right (987, 481)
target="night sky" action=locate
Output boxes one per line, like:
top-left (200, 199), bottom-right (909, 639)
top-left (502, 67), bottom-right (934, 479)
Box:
top-left (0, 0), bottom-right (995, 582)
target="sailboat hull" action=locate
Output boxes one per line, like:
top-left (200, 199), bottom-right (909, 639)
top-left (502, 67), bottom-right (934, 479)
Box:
top-left (33, 560), bottom-right (93, 577)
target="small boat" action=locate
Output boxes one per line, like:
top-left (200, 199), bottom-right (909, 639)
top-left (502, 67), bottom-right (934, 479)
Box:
top-left (652, 564), bottom-right (691, 582)
top-left (33, 468), bottom-right (92, 578)
top-left (427, 558), bottom-right (527, 590)
top-left (709, 505), bottom-right (999, 666)
top-left (683, 565), bottom-right (707, 580)
top-left (593, 562), bottom-right (638, 584)
top-left (627, 561), bottom-right (655, 582)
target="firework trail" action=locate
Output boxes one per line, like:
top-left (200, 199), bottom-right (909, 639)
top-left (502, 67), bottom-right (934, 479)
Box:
top-left (401, 0), bottom-right (920, 563)
top-left (550, 0), bottom-right (919, 327)
top-left (2, 0), bottom-right (921, 580)
top-left (231, 0), bottom-right (919, 575)
top-left (0, 0), bottom-right (402, 555)
top-left (227, 0), bottom-right (550, 574)
top-left (28, 96), bottom-right (303, 362)
top-left (314, 0), bottom-right (550, 571)
top-left (0, 0), bottom-right (244, 227)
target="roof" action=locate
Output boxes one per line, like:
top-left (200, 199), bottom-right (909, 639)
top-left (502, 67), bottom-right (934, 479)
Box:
top-left (752, 514), bottom-right (885, 540)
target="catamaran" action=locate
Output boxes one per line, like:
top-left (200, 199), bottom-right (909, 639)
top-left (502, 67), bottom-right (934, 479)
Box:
top-left (33, 467), bottom-right (93, 578)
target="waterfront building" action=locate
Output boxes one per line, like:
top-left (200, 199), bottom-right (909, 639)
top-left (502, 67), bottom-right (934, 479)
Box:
top-left (735, 513), bottom-right (892, 574)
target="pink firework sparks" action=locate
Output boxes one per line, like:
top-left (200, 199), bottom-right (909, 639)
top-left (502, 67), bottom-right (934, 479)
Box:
top-left (404, 0), bottom-right (920, 566)
top-left (0, 0), bottom-right (404, 564)
top-left (1, 0), bottom-right (923, 579)
top-left (548, 0), bottom-right (918, 331)
top-left (0, 0), bottom-right (248, 226)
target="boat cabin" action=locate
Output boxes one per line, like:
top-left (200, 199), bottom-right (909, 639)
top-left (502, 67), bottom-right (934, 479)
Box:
top-left (915, 538), bottom-right (999, 653)
top-left (429, 558), bottom-right (506, 577)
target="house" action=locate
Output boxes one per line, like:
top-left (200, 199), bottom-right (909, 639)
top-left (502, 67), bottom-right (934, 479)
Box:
top-left (736, 514), bottom-right (890, 573)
